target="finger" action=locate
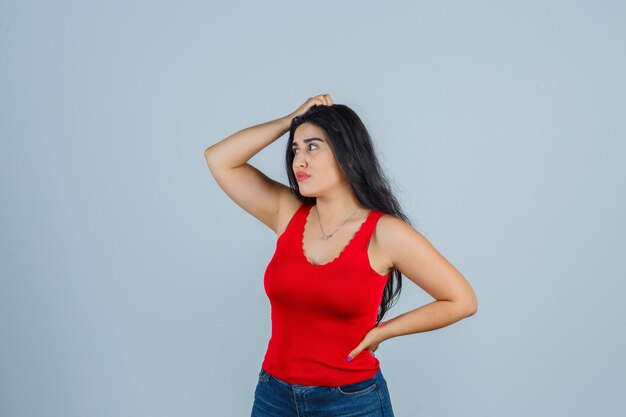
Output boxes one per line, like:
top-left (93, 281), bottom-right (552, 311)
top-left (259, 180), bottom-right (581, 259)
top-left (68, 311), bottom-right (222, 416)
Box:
top-left (346, 348), bottom-right (362, 362)
top-left (347, 345), bottom-right (370, 362)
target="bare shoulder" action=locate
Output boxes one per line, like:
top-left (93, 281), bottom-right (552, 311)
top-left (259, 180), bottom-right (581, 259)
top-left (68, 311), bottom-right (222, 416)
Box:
top-left (368, 213), bottom-right (407, 275)
top-left (274, 187), bottom-right (304, 237)
top-left (371, 212), bottom-right (477, 313)
top-left (371, 213), bottom-right (427, 270)
top-left (372, 213), bottom-right (418, 244)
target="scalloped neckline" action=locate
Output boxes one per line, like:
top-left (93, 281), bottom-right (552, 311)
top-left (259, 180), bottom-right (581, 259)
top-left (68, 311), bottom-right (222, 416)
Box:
top-left (300, 204), bottom-right (373, 267)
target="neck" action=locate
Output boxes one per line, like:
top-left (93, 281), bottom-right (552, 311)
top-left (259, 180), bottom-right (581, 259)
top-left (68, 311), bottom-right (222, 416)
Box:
top-left (314, 191), bottom-right (364, 226)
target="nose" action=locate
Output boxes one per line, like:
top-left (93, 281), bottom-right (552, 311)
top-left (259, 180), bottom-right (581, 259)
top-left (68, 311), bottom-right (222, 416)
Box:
top-left (293, 152), bottom-right (307, 168)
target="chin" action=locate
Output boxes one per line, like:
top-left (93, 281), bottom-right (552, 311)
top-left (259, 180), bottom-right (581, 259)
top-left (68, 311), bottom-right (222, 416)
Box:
top-left (297, 186), bottom-right (317, 198)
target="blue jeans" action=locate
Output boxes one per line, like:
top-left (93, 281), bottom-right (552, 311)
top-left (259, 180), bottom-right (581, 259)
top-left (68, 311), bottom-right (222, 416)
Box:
top-left (251, 366), bottom-right (396, 417)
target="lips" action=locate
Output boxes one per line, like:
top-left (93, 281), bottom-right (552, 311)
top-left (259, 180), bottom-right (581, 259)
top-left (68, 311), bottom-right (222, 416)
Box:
top-left (296, 172), bottom-right (311, 181)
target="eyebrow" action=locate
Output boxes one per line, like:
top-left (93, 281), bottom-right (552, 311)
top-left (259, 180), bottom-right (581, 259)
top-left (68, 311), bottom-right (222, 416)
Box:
top-left (291, 137), bottom-right (324, 148)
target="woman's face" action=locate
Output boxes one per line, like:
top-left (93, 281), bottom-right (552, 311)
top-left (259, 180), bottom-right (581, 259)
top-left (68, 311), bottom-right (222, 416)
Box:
top-left (292, 122), bottom-right (347, 197)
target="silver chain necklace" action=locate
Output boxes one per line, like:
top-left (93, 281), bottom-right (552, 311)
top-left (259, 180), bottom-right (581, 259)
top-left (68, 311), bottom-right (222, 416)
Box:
top-left (315, 205), bottom-right (360, 240)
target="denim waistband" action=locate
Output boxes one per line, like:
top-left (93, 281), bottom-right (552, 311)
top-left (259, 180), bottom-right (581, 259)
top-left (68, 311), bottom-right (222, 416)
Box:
top-left (260, 367), bottom-right (383, 389)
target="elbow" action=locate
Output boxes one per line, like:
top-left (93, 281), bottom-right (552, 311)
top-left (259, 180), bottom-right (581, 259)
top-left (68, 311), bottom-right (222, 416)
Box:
top-left (456, 294), bottom-right (478, 318)
top-left (204, 147), bottom-right (217, 166)
top-left (466, 304), bottom-right (478, 317)
top-left (463, 297), bottom-right (478, 317)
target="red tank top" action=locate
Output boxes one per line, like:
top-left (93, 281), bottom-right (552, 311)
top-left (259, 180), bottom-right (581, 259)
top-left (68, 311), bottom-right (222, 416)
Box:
top-left (261, 202), bottom-right (392, 386)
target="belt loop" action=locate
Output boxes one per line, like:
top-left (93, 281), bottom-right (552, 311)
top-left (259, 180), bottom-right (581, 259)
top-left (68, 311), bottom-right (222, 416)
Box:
top-left (260, 368), bottom-right (271, 382)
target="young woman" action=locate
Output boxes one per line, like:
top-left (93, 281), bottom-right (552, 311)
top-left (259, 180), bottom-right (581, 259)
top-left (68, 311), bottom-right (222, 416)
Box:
top-left (204, 94), bottom-right (478, 417)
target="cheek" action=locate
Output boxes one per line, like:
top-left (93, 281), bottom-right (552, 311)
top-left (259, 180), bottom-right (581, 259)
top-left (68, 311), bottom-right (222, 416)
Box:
top-left (329, 159), bottom-right (345, 178)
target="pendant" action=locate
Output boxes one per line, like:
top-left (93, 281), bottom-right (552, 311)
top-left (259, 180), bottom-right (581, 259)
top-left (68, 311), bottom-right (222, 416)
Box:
top-left (322, 234), bottom-right (330, 240)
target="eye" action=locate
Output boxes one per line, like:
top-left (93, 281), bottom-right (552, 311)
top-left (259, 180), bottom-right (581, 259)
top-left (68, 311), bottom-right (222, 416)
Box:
top-left (292, 143), bottom-right (319, 154)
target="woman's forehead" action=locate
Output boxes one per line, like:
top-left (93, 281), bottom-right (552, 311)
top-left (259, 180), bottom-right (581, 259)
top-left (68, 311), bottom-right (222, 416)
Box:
top-left (294, 123), bottom-right (327, 143)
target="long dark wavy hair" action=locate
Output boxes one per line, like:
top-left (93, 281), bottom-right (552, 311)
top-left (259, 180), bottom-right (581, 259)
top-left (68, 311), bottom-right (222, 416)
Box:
top-left (285, 103), bottom-right (413, 325)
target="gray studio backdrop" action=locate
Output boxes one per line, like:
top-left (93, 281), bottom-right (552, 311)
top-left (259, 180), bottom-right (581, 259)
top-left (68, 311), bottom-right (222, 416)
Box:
top-left (1, 1), bottom-right (625, 416)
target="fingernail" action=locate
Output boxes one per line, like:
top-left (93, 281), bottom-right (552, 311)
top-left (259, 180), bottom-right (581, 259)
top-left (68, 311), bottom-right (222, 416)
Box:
top-left (346, 355), bottom-right (353, 362)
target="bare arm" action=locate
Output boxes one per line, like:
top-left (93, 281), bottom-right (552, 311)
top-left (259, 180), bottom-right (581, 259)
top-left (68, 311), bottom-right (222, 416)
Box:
top-left (204, 116), bottom-right (291, 170)
top-left (203, 94), bottom-right (334, 233)
top-left (376, 215), bottom-right (478, 341)
top-left (345, 215), bottom-right (478, 360)
top-left (204, 116), bottom-right (292, 233)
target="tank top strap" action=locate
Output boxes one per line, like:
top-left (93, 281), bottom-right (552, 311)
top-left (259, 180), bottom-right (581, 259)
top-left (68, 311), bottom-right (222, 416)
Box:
top-left (283, 202), bottom-right (312, 241)
top-left (350, 209), bottom-right (385, 252)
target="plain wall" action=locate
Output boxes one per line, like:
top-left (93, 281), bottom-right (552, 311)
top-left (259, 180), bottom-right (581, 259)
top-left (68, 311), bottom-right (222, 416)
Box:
top-left (1, 1), bottom-right (625, 416)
